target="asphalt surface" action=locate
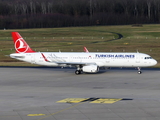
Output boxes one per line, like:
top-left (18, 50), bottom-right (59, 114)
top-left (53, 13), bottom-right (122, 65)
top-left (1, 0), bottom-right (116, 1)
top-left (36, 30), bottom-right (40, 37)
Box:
top-left (0, 67), bottom-right (160, 120)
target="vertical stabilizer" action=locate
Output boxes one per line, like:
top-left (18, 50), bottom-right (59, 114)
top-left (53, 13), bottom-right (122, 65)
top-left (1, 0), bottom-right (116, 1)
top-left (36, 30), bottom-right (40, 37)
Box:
top-left (12, 32), bottom-right (35, 53)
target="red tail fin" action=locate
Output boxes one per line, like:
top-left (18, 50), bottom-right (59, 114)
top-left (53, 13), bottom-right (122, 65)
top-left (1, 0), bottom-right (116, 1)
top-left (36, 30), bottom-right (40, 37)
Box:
top-left (12, 32), bottom-right (35, 53)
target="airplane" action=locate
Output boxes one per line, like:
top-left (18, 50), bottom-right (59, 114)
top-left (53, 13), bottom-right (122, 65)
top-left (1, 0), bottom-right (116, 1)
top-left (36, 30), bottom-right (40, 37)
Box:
top-left (10, 32), bottom-right (157, 75)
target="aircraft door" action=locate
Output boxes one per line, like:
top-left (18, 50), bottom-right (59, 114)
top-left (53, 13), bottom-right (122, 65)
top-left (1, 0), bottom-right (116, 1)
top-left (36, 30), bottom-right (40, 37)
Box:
top-left (136, 55), bottom-right (140, 63)
top-left (31, 54), bottom-right (35, 63)
top-left (105, 57), bottom-right (110, 63)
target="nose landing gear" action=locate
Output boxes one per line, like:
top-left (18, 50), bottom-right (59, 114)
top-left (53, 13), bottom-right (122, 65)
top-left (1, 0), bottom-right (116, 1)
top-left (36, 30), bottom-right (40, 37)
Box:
top-left (137, 67), bottom-right (142, 74)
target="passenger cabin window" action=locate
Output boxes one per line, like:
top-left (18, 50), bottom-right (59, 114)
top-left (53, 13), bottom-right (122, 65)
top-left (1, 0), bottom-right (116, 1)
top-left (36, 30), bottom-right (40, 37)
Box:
top-left (144, 57), bottom-right (152, 59)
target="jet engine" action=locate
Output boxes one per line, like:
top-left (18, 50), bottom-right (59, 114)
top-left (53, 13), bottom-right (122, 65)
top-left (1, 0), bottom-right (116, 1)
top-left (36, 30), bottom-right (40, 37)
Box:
top-left (82, 65), bottom-right (99, 73)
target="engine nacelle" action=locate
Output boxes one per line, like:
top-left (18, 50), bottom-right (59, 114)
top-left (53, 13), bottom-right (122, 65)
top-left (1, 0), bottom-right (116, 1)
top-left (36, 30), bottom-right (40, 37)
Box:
top-left (82, 65), bottom-right (99, 73)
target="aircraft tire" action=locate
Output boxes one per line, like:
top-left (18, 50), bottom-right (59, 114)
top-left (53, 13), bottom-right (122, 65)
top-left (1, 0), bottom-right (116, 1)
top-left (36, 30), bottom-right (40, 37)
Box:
top-left (75, 70), bottom-right (80, 75)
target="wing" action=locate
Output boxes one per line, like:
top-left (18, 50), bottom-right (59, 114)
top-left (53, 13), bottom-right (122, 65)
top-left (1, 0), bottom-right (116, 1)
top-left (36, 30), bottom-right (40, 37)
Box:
top-left (53, 61), bottom-right (96, 66)
top-left (41, 53), bottom-right (96, 66)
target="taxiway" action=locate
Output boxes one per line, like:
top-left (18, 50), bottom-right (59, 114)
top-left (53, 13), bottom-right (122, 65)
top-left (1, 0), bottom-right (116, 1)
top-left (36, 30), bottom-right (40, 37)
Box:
top-left (0, 67), bottom-right (160, 120)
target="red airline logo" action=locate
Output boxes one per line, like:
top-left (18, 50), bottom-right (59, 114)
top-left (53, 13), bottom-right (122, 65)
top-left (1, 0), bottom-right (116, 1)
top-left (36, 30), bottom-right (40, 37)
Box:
top-left (15, 38), bottom-right (29, 53)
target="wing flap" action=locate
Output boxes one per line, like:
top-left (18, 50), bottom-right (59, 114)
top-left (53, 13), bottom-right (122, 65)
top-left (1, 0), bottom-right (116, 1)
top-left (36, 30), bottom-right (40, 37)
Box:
top-left (54, 62), bottom-right (96, 66)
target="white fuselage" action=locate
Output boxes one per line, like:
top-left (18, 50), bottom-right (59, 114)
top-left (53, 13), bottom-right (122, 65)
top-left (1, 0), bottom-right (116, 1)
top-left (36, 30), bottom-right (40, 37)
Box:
top-left (10, 52), bottom-right (157, 67)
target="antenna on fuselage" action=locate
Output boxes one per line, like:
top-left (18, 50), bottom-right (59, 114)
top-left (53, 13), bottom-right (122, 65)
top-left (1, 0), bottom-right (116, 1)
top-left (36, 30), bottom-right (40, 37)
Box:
top-left (136, 49), bottom-right (139, 53)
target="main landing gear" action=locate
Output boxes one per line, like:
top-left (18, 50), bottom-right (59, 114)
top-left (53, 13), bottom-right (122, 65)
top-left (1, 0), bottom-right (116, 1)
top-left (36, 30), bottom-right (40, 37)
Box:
top-left (75, 65), bottom-right (83, 75)
top-left (137, 67), bottom-right (142, 74)
top-left (75, 70), bottom-right (83, 75)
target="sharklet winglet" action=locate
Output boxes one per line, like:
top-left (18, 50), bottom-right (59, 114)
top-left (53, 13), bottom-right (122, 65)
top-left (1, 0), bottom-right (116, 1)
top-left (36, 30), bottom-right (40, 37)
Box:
top-left (41, 53), bottom-right (50, 62)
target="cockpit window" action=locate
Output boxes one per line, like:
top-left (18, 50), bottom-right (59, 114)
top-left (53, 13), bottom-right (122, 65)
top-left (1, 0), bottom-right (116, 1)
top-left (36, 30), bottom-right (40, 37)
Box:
top-left (144, 57), bottom-right (152, 59)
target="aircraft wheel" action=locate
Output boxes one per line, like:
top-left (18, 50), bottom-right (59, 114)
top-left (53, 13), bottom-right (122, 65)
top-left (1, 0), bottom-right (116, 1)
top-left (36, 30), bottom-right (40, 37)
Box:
top-left (75, 70), bottom-right (80, 75)
top-left (80, 70), bottom-right (83, 74)
top-left (138, 71), bottom-right (142, 74)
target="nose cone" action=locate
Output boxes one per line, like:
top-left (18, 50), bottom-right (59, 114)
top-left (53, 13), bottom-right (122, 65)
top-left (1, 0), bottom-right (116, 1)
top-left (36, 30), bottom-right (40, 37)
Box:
top-left (152, 59), bottom-right (157, 66)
